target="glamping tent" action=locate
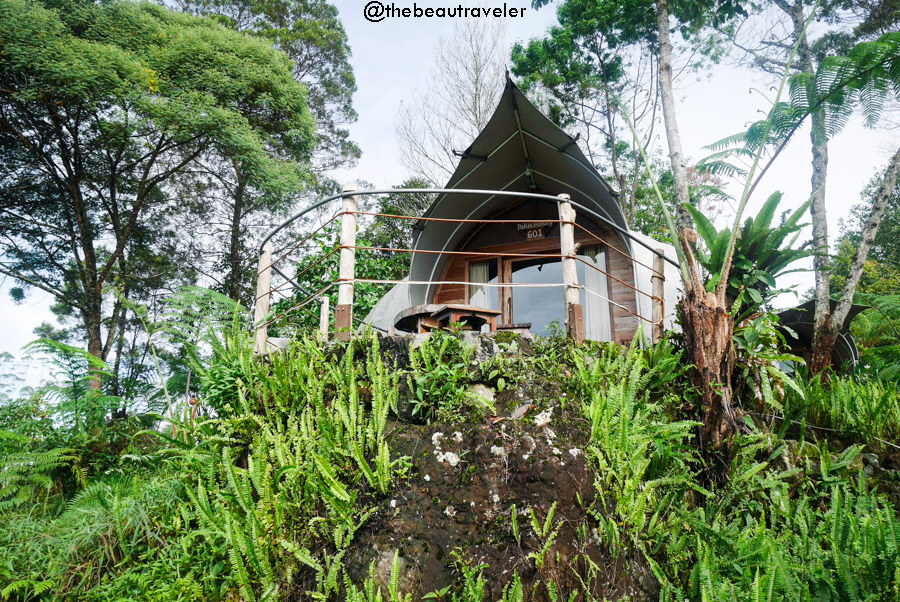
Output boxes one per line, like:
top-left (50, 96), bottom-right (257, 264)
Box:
top-left (361, 77), bottom-right (861, 368)
top-left (364, 76), bottom-right (682, 342)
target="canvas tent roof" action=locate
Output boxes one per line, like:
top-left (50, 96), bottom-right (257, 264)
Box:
top-left (405, 76), bottom-right (628, 305)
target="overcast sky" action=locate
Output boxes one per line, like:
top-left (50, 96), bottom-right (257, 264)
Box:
top-left (1, 0), bottom-right (896, 382)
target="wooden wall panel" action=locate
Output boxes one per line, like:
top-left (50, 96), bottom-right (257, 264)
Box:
top-left (434, 261), bottom-right (467, 304)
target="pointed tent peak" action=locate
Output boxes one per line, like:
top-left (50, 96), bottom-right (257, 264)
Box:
top-left (434, 76), bottom-right (621, 216)
top-left (407, 76), bottom-right (629, 305)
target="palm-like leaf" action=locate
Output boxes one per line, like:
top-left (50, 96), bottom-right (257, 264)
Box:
top-left (700, 33), bottom-right (900, 177)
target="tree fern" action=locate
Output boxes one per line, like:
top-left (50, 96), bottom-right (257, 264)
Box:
top-left (699, 33), bottom-right (900, 185)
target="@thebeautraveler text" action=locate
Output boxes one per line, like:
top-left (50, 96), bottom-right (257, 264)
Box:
top-left (364, 2), bottom-right (527, 22)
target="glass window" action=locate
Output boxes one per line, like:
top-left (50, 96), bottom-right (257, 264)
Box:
top-left (510, 257), bottom-right (565, 336)
top-left (468, 259), bottom-right (499, 310)
top-left (508, 249), bottom-right (612, 339)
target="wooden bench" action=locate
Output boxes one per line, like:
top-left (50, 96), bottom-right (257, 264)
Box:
top-left (394, 304), bottom-right (502, 334)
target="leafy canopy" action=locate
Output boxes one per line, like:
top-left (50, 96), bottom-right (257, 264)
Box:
top-left (0, 0), bottom-right (317, 359)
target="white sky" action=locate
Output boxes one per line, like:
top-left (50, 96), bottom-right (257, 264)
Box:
top-left (1, 0), bottom-right (896, 378)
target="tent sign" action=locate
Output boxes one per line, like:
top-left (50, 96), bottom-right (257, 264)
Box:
top-left (517, 221), bottom-right (552, 241)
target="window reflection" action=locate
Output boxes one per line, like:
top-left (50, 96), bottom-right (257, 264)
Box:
top-left (511, 258), bottom-right (564, 336)
top-left (467, 248), bottom-right (612, 339)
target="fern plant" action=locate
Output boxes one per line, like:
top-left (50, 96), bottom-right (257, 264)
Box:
top-left (683, 193), bottom-right (813, 322)
top-left (0, 443), bottom-right (81, 510)
top-left (407, 330), bottom-right (476, 422)
top-left (184, 331), bottom-right (409, 600)
top-left (573, 339), bottom-right (699, 577)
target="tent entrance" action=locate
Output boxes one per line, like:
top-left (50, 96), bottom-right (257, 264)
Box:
top-left (466, 247), bottom-right (613, 338)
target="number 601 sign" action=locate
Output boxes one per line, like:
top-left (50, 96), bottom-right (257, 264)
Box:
top-left (517, 221), bottom-right (551, 241)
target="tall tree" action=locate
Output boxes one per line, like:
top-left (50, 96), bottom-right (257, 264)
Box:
top-left (832, 165), bottom-right (900, 295)
top-left (711, 2), bottom-right (900, 370)
top-left (396, 16), bottom-right (508, 184)
top-left (830, 148), bottom-right (900, 340)
top-left (529, 0), bottom-right (750, 453)
top-left (719, 0), bottom-right (900, 371)
top-left (175, 0), bottom-right (359, 302)
top-left (0, 0), bottom-right (316, 389)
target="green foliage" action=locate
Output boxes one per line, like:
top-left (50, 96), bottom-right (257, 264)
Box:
top-left (701, 32), bottom-right (900, 175)
top-left (181, 0), bottom-right (360, 185)
top-left (783, 372), bottom-right (900, 445)
top-left (0, 445), bottom-right (80, 511)
top-left (527, 502), bottom-right (561, 570)
top-left (831, 168), bottom-right (900, 377)
top-left (0, 472), bottom-right (222, 601)
top-left (684, 192), bottom-right (812, 320)
top-left (282, 183), bottom-right (433, 333)
top-left (0, 0), bottom-right (316, 378)
top-left (851, 295), bottom-right (900, 380)
top-left (481, 330), bottom-right (574, 399)
top-left (665, 440), bottom-right (900, 601)
top-left (529, 0), bottom-right (749, 45)
top-left (344, 552), bottom-right (411, 602)
top-left (196, 317), bottom-right (259, 417)
top-left (406, 330), bottom-right (480, 422)
top-left (573, 339), bottom-right (700, 567)
top-left (498, 572), bottom-right (525, 602)
top-left (510, 0), bottom-right (728, 234)
top-left (24, 339), bottom-right (122, 433)
top-left (1, 319), bottom-right (411, 600)
top-left (2, 303), bottom-right (900, 599)
top-left (732, 311), bottom-right (805, 413)
top-left (570, 337), bottom-right (900, 599)
top-left (0, 396), bottom-right (56, 446)
top-left (183, 332), bottom-right (408, 599)
top-left (831, 167), bottom-right (900, 297)
top-left (448, 555), bottom-right (488, 602)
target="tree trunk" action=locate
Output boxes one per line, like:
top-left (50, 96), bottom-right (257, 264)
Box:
top-left (808, 119), bottom-right (833, 373)
top-left (831, 147), bottom-right (900, 330)
top-left (781, 0), bottom-right (833, 374)
top-left (227, 171), bottom-right (247, 301)
top-left (655, 0), bottom-right (693, 232)
top-left (656, 0), bottom-right (737, 453)
top-left (681, 288), bottom-right (737, 451)
top-left (84, 307), bottom-right (104, 431)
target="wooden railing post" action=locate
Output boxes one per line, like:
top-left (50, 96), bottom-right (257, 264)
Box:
top-left (335, 185), bottom-right (357, 341)
top-left (651, 249), bottom-right (665, 343)
top-left (557, 194), bottom-right (584, 343)
top-left (319, 295), bottom-right (330, 341)
top-left (253, 243), bottom-right (273, 355)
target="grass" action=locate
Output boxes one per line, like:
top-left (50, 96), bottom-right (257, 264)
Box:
top-left (1, 327), bottom-right (899, 600)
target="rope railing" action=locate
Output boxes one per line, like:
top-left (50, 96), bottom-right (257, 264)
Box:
top-left (256, 188), bottom-right (679, 268)
top-left (256, 245), bottom-right (340, 303)
top-left (571, 221), bottom-right (664, 278)
top-left (260, 211), bottom-right (342, 277)
top-left (343, 244), bottom-right (662, 303)
top-left (350, 210), bottom-right (665, 278)
top-left (258, 282), bottom-right (336, 331)
top-left (345, 277), bottom-right (661, 326)
top-left (253, 187), bottom-right (670, 350)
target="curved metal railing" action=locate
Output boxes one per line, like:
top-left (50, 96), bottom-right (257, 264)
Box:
top-left (253, 188), bottom-right (675, 349)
